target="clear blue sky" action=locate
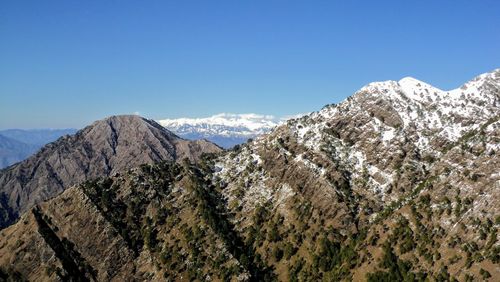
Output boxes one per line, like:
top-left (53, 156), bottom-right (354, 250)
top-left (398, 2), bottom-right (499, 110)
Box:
top-left (1, 1), bottom-right (499, 129)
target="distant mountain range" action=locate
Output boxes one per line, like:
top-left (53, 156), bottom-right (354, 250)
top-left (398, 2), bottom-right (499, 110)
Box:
top-left (0, 129), bottom-right (78, 147)
top-left (158, 113), bottom-right (287, 148)
top-left (0, 129), bottom-right (77, 169)
top-left (0, 135), bottom-right (38, 169)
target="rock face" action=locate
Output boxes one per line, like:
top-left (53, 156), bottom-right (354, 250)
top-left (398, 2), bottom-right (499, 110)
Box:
top-left (0, 70), bottom-right (499, 281)
top-left (0, 115), bottom-right (221, 229)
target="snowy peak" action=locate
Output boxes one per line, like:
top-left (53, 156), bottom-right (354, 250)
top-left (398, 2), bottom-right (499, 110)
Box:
top-left (398, 76), bottom-right (422, 84)
top-left (359, 76), bottom-right (442, 104)
top-left (359, 69), bottom-right (500, 103)
top-left (282, 69), bottom-right (499, 181)
top-left (398, 76), bottom-right (443, 97)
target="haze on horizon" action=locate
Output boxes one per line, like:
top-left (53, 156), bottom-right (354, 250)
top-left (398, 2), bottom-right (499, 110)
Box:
top-left (1, 0), bottom-right (499, 129)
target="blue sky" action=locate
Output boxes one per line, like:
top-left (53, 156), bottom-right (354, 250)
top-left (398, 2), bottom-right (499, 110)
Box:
top-left (1, 1), bottom-right (499, 129)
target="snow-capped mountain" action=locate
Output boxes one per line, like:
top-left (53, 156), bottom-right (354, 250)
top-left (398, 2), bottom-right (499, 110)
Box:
top-left (212, 69), bottom-right (499, 279)
top-left (218, 68), bottom-right (499, 208)
top-left (158, 113), bottom-right (282, 148)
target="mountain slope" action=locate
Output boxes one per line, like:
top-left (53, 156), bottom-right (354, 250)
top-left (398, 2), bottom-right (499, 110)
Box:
top-left (0, 115), bottom-right (221, 229)
top-left (0, 70), bottom-right (498, 281)
top-left (0, 161), bottom-right (257, 281)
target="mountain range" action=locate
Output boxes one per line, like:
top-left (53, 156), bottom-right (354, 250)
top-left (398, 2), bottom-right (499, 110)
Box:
top-left (0, 135), bottom-right (38, 169)
top-left (0, 129), bottom-right (77, 169)
top-left (0, 129), bottom-right (78, 147)
top-left (0, 69), bottom-right (498, 281)
top-left (158, 113), bottom-right (282, 148)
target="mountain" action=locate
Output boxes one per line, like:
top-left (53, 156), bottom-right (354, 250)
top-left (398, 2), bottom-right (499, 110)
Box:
top-left (0, 129), bottom-right (77, 169)
top-left (0, 115), bottom-right (221, 229)
top-left (158, 113), bottom-right (280, 148)
top-left (0, 129), bottom-right (78, 147)
top-left (0, 70), bottom-right (498, 281)
top-left (0, 135), bottom-right (38, 169)
top-left (212, 69), bottom-right (500, 280)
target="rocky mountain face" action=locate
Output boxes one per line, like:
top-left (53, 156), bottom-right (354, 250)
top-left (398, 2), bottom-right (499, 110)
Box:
top-left (0, 115), bottom-right (221, 229)
top-left (159, 113), bottom-right (280, 148)
top-left (0, 70), bottom-right (499, 281)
